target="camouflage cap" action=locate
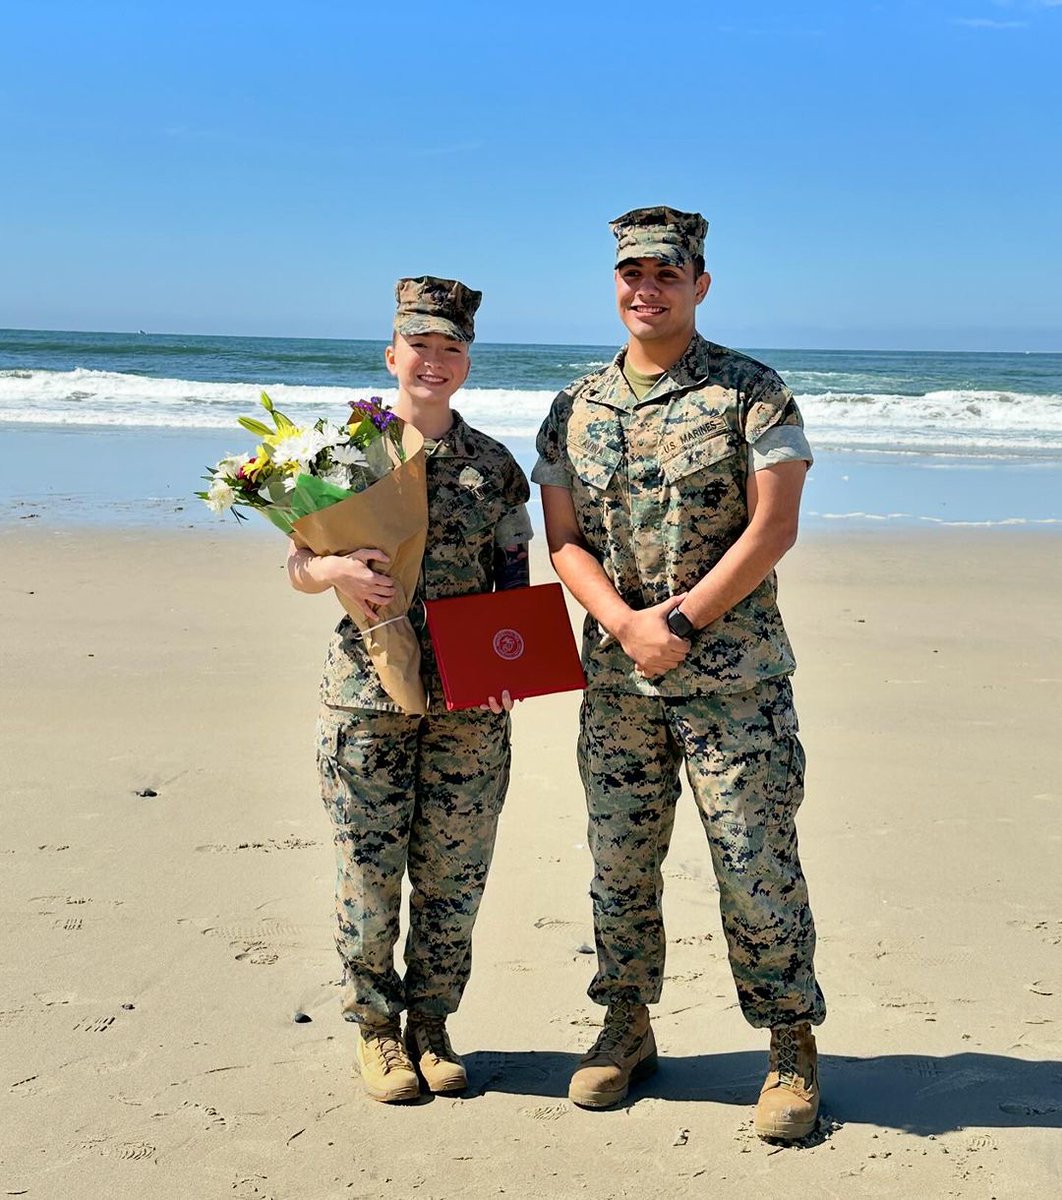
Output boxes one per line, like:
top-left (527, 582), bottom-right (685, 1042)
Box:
top-left (393, 275), bottom-right (482, 343)
top-left (610, 206), bottom-right (708, 268)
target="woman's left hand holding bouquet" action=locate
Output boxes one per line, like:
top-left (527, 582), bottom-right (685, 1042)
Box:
top-left (287, 544), bottom-right (396, 619)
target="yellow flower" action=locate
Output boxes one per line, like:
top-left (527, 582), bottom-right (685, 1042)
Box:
top-left (242, 446), bottom-right (271, 480)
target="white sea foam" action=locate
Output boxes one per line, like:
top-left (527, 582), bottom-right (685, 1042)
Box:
top-left (0, 368), bottom-right (556, 437)
top-left (2, 368), bottom-right (1061, 458)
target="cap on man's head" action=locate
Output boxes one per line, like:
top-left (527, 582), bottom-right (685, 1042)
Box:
top-left (393, 275), bottom-right (482, 343)
top-left (610, 206), bottom-right (708, 268)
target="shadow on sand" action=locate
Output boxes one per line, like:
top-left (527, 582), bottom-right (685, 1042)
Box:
top-left (462, 1048), bottom-right (1062, 1134)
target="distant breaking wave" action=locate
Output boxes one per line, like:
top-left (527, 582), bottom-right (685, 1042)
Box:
top-left (1, 367), bottom-right (1061, 458)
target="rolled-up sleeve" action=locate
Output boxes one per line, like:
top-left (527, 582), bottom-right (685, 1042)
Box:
top-left (749, 423), bottom-right (814, 471)
top-left (495, 454), bottom-right (534, 546)
top-left (532, 393), bottom-right (574, 488)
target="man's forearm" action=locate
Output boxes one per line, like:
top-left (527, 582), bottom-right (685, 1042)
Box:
top-left (680, 516), bottom-right (797, 630)
top-left (549, 539), bottom-right (633, 639)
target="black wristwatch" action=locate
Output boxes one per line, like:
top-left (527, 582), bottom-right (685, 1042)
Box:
top-left (666, 607), bottom-right (695, 639)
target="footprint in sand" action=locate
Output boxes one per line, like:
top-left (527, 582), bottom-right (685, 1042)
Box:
top-left (1008, 919), bottom-right (1062, 946)
top-left (965, 1133), bottom-right (996, 1152)
top-left (78, 1137), bottom-right (156, 1162)
top-left (901, 1058), bottom-right (941, 1079)
top-left (108, 1141), bottom-right (157, 1162)
top-left (234, 941), bottom-right (279, 966)
top-left (34, 991), bottom-right (76, 1007)
top-left (201, 918), bottom-right (303, 942)
top-left (521, 1103), bottom-right (570, 1121)
top-left (74, 1015), bottom-right (116, 1033)
top-left (232, 1175), bottom-right (275, 1200)
top-left (179, 1099), bottom-right (228, 1130)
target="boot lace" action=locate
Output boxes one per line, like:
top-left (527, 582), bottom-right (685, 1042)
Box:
top-left (590, 1002), bottom-right (638, 1056)
top-left (411, 1016), bottom-right (455, 1061)
top-left (773, 1025), bottom-right (800, 1085)
top-left (365, 1023), bottom-right (409, 1073)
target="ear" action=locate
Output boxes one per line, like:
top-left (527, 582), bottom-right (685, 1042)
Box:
top-left (695, 272), bottom-right (712, 305)
top-left (384, 343), bottom-right (398, 377)
top-left (456, 352), bottom-right (471, 388)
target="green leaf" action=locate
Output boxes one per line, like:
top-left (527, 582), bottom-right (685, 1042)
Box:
top-left (237, 416), bottom-right (274, 437)
top-left (364, 435), bottom-right (391, 479)
top-left (259, 506), bottom-right (296, 534)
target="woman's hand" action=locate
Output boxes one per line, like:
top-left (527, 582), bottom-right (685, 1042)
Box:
top-left (286, 543), bottom-right (394, 619)
top-left (325, 549), bottom-right (395, 618)
top-left (481, 689), bottom-right (516, 714)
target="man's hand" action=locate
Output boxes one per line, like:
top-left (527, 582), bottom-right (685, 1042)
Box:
top-left (481, 689), bottom-right (516, 714)
top-left (617, 595), bottom-right (690, 678)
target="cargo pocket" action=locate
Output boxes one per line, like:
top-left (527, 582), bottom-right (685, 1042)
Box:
top-left (316, 706), bottom-right (349, 827)
top-left (766, 699), bottom-right (805, 823)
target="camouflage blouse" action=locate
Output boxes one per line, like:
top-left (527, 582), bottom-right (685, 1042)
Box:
top-left (321, 412), bottom-right (532, 712)
top-left (533, 334), bottom-right (808, 697)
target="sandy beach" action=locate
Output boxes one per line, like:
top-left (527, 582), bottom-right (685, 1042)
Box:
top-left (2, 525), bottom-right (1060, 1200)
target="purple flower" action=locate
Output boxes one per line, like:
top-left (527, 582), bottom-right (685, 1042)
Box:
top-left (349, 396), bottom-right (397, 431)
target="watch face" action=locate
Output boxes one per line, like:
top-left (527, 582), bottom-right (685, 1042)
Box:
top-left (667, 609), bottom-right (693, 638)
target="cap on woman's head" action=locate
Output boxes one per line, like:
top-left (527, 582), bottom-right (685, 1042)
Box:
top-left (610, 206), bottom-right (708, 267)
top-left (393, 276), bottom-right (482, 343)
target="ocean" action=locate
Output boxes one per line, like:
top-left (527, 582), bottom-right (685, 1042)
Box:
top-left (2, 328), bottom-right (1060, 530)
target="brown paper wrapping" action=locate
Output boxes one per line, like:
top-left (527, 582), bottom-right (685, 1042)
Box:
top-left (291, 424), bottom-right (429, 715)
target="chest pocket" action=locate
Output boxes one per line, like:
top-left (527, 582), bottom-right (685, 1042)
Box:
top-left (569, 435), bottom-right (623, 492)
top-left (434, 478), bottom-right (500, 539)
top-left (659, 429), bottom-right (742, 486)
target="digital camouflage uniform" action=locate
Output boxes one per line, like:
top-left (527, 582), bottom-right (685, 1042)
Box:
top-left (534, 246), bottom-right (826, 1027)
top-left (316, 276), bottom-right (533, 1027)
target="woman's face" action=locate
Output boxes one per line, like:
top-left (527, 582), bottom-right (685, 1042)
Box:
top-left (385, 332), bottom-right (470, 405)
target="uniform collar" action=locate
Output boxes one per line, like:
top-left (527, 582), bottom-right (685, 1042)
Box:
top-left (659, 332), bottom-right (714, 393)
top-left (593, 333), bottom-right (713, 410)
top-left (424, 410), bottom-right (478, 459)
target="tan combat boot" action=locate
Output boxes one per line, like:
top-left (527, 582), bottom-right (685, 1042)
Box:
top-left (568, 1002), bottom-right (658, 1109)
top-left (405, 1015), bottom-right (468, 1094)
top-left (754, 1022), bottom-right (820, 1140)
top-left (355, 1019), bottom-right (420, 1103)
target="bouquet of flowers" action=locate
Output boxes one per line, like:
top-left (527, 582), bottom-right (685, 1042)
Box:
top-left (199, 393), bottom-right (406, 533)
top-left (199, 392), bottom-right (429, 714)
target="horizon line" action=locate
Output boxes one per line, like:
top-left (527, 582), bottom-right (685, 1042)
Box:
top-left (2, 325), bottom-right (1061, 358)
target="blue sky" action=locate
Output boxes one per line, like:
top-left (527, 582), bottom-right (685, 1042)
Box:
top-left (1, 0), bottom-right (1060, 350)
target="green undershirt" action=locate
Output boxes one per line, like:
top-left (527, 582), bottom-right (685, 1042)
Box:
top-left (622, 362), bottom-right (665, 401)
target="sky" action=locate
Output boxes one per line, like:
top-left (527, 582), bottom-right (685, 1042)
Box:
top-left (1, 0), bottom-right (1061, 350)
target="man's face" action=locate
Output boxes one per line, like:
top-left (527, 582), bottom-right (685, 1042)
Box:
top-left (385, 331), bottom-right (470, 403)
top-left (614, 257), bottom-right (710, 344)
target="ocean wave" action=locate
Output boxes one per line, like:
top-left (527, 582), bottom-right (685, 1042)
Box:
top-left (2, 368), bottom-right (1062, 456)
top-left (0, 368), bottom-right (557, 436)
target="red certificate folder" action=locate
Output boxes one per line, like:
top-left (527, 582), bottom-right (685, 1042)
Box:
top-left (424, 583), bottom-right (586, 711)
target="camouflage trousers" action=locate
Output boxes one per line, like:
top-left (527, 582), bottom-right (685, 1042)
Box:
top-left (316, 703), bottom-right (511, 1025)
top-left (577, 675), bottom-right (826, 1028)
